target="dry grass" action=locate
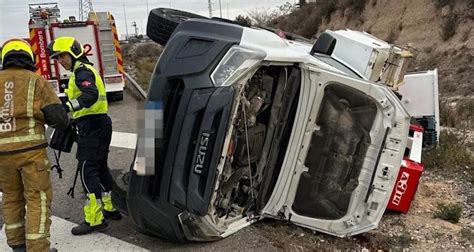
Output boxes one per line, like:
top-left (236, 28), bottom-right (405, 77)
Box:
top-left (433, 202), bottom-right (463, 223)
top-left (134, 43), bottom-right (163, 58)
top-left (422, 131), bottom-right (473, 171)
top-left (439, 99), bottom-right (474, 128)
top-left (136, 59), bottom-right (156, 90)
top-left (271, 0), bottom-right (368, 38)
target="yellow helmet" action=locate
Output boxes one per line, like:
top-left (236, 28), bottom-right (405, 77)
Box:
top-left (48, 36), bottom-right (84, 59)
top-left (1, 39), bottom-right (35, 63)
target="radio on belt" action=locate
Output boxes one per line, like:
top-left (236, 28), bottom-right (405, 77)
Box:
top-left (387, 124), bottom-right (424, 213)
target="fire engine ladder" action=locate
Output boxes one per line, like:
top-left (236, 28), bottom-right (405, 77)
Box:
top-left (91, 12), bottom-right (118, 76)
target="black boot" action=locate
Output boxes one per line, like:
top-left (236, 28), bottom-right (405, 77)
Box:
top-left (71, 221), bottom-right (108, 235)
top-left (103, 210), bottom-right (122, 220)
top-left (11, 244), bottom-right (26, 252)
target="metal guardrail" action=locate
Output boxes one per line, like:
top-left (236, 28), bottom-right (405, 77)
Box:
top-left (124, 72), bottom-right (147, 100)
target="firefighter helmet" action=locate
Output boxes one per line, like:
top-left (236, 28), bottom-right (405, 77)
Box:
top-left (48, 36), bottom-right (84, 59)
top-left (1, 39), bottom-right (35, 64)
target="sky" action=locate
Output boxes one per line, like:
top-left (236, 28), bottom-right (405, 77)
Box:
top-left (0, 0), bottom-right (297, 44)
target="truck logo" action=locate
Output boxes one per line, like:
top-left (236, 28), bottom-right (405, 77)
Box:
top-left (194, 132), bottom-right (211, 175)
top-left (391, 171), bottom-right (410, 206)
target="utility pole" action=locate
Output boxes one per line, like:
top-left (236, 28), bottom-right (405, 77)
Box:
top-left (219, 0), bottom-right (222, 18)
top-left (132, 21), bottom-right (138, 37)
top-left (208, 0), bottom-right (212, 18)
top-left (145, 0), bottom-right (149, 15)
top-left (123, 3), bottom-right (129, 39)
top-left (79, 0), bottom-right (94, 21)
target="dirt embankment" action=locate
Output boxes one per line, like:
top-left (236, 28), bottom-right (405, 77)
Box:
top-left (272, 0), bottom-right (474, 97)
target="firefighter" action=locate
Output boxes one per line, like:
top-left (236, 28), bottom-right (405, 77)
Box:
top-left (47, 36), bottom-right (121, 236)
top-left (0, 39), bottom-right (69, 252)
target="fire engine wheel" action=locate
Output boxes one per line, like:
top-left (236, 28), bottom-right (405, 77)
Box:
top-left (147, 8), bottom-right (208, 46)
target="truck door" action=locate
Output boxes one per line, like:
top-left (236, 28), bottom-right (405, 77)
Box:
top-left (264, 66), bottom-right (411, 237)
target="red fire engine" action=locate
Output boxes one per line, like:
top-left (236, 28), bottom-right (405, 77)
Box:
top-left (28, 3), bottom-right (125, 101)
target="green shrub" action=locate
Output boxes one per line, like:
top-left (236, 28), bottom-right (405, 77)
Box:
top-left (433, 202), bottom-right (463, 223)
top-left (422, 131), bottom-right (473, 170)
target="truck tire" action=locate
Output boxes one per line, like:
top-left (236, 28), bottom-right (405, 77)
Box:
top-left (147, 8), bottom-right (208, 46)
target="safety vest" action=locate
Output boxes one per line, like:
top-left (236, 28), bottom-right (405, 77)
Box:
top-left (0, 68), bottom-right (58, 153)
top-left (65, 61), bottom-right (108, 119)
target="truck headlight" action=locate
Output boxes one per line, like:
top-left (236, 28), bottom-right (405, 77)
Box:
top-left (211, 46), bottom-right (266, 87)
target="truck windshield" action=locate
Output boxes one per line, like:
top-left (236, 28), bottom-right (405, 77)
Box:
top-left (314, 54), bottom-right (361, 79)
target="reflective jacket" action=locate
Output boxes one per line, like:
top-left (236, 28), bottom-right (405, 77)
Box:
top-left (65, 61), bottom-right (108, 119)
top-left (0, 67), bottom-right (68, 154)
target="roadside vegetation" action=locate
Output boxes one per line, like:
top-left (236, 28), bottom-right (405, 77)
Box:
top-left (121, 42), bottom-right (162, 90)
top-left (434, 202), bottom-right (464, 223)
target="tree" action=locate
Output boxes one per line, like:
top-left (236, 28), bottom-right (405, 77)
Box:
top-left (247, 2), bottom-right (297, 26)
top-left (235, 15), bottom-right (252, 26)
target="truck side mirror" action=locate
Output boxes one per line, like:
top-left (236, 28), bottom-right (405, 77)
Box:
top-left (310, 32), bottom-right (336, 56)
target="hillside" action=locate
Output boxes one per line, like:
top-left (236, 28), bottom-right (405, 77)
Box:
top-left (271, 0), bottom-right (473, 97)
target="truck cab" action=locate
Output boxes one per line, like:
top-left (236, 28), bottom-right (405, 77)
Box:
top-left (119, 17), bottom-right (412, 242)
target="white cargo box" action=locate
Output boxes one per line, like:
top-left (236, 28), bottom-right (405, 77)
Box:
top-left (326, 29), bottom-right (412, 89)
top-left (399, 69), bottom-right (440, 142)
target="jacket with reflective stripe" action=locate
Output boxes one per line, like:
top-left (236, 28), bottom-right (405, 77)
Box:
top-left (0, 67), bottom-right (61, 152)
top-left (66, 61), bottom-right (108, 119)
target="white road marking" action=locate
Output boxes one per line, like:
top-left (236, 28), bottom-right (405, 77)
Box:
top-left (110, 131), bottom-right (137, 149)
top-left (0, 216), bottom-right (148, 252)
top-left (46, 127), bottom-right (137, 150)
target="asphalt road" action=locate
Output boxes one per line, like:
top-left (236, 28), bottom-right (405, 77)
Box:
top-left (0, 91), bottom-right (278, 251)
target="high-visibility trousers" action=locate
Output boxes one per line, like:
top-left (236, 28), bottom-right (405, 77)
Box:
top-left (0, 148), bottom-right (52, 252)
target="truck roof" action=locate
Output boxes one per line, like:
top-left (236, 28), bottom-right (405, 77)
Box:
top-left (239, 26), bottom-right (363, 79)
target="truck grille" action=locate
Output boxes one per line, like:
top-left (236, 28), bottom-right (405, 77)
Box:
top-left (149, 79), bottom-right (184, 198)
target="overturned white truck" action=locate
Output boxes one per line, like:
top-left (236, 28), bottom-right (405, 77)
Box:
top-left (112, 8), bottom-right (438, 242)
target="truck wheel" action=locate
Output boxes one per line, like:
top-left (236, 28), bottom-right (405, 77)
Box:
top-left (112, 170), bottom-right (130, 216)
top-left (147, 8), bottom-right (208, 46)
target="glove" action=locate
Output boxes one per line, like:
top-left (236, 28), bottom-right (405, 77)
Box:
top-left (64, 99), bottom-right (81, 112)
